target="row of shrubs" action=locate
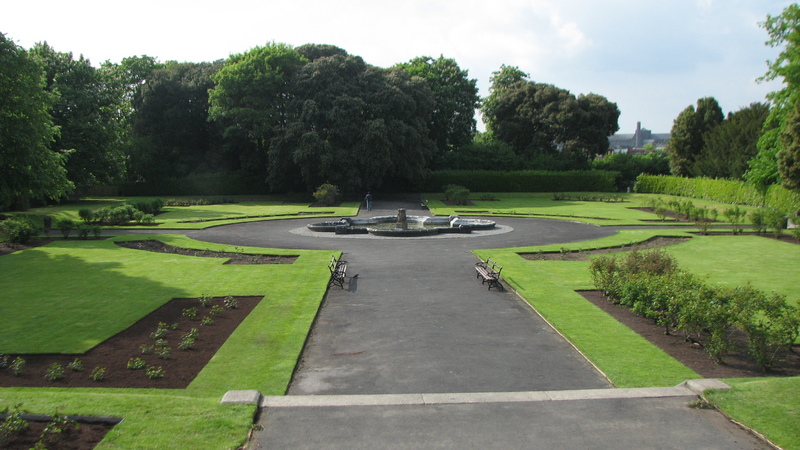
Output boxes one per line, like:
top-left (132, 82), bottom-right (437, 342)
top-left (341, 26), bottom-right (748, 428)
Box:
top-left (646, 197), bottom-right (798, 238)
top-left (78, 201), bottom-right (161, 226)
top-left (634, 175), bottom-right (800, 212)
top-left (589, 249), bottom-right (799, 371)
top-left (425, 170), bottom-right (619, 193)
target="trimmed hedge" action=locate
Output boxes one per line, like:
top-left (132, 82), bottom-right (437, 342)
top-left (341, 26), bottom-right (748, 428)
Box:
top-left (425, 170), bottom-right (619, 193)
top-left (634, 175), bottom-right (800, 212)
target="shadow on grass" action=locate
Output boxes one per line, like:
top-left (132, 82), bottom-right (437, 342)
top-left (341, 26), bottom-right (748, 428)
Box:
top-left (0, 248), bottom-right (190, 354)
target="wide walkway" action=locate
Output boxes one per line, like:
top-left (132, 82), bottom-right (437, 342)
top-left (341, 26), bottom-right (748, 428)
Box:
top-left (189, 200), bottom-right (768, 449)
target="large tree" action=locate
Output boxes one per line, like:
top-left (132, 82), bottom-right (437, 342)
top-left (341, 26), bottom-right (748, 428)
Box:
top-left (208, 43), bottom-right (306, 179)
top-left (746, 4), bottom-right (800, 193)
top-left (667, 97), bottom-right (723, 176)
top-left (268, 49), bottom-right (436, 192)
top-left (0, 33), bottom-right (72, 210)
top-left (396, 56), bottom-right (479, 155)
top-left (692, 102), bottom-right (769, 179)
top-left (779, 100), bottom-right (800, 191)
top-left (29, 42), bottom-right (126, 193)
top-left (481, 64), bottom-right (529, 134)
top-left (128, 60), bottom-right (223, 181)
top-left (481, 71), bottom-right (619, 165)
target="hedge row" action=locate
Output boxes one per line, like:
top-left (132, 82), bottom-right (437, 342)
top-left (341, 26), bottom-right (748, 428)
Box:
top-left (425, 170), bottom-right (619, 193)
top-left (118, 173), bottom-right (269, 196)
top-left (634, 175), bottom-right (800, 212)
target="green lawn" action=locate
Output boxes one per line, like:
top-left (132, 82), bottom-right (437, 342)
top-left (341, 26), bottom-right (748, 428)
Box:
top-left (475, 229), bottom-right (701, 388)
top-left (706, 377), bottom-right (800, 450)
top-left (0, 235), bottom-right (335, 448)
top-left (2, 192), bottom-right (798, 448)
top-left (476, 227), bottom-right (799, 447)
top-left (16, 196), bottom-right (360, 230)
top-left (428, 192), bottom-right (767, 226)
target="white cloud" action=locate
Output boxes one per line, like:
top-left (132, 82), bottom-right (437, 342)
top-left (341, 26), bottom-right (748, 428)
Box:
top-left (0, 0), bottom-right (793, 133)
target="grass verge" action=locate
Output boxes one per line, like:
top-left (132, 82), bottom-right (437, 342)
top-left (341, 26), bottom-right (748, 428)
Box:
top-left (427, 192), bottom-right (768, 226)
top-left (0, 235), bottom-right (335, 447)
top-left (706, 377), bottom-right (800, 450)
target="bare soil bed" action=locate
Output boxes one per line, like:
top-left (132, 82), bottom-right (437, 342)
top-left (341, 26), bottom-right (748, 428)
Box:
top-left (0, 237), bottom-right (60, 256)
top-left (0, 296), bottom-right (262, 389)
top-left (115, 239), bottom-right (297, 264)
top-left (520, 236), bottom-right (691, 261)
top-left (1, 418), bottom-right (115, 450)
top-left (579, 290), bottom-right (800, 378)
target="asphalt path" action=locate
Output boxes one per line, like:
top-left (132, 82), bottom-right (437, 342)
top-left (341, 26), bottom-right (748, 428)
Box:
top-left (181, 201), bottom-right (768, 449)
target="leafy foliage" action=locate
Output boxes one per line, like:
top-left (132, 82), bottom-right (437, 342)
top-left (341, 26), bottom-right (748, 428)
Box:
top-left (312, 184), bottom-right (339, 206)
top-left (0, 33), bottom-right (72, 210)
top-left (634, 174), bottom-right (800, 212)
top-left (591, 151), bottom-right (670, 191)
top-left (0, 216), bottom-right (39, 244)
top-left (443, 184), bottom-right (470, 205)
top-left (396, 55), bottom-right (479, 155)
top-left (482, 68), bottom-right (619, 165)
top-left (693, 103), bottom-right (769, 179)
top-left (427, 170), bottom-right (618, 193)
top-left (590, 249), bottom-right (800, 369)
top-left (30, 42), bottom-right (127, 193)
top-left (778, 99), bottom-right (800, 192)
top-left (667, 97), bottom-right (723, 176)
top-left (268, 50), bottom-right (436, 193)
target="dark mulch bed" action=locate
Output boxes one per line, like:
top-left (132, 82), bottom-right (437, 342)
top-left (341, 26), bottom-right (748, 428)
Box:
top-left (520, 236), bottom-right (691, 261)
top-left (0, 237), bottom-right (61, 256)
top-left (115, 239), bottom-right (297, 264)
top-left (0, 296), bottom-right (262, 389)
top-left (1, 418), bottom-right (116, 450)
top-left (579, 290), bottom-right (800, 378)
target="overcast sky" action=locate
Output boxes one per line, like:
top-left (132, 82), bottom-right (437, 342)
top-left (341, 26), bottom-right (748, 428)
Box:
top-left (2, 0), bottom-right (794, 134)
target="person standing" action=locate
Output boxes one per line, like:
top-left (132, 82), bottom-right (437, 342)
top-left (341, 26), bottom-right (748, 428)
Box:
top-left (365, 192), bottom-right (373, 211)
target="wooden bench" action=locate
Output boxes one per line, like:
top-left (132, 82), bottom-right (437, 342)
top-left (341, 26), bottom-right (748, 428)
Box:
top-left (475, 258), bottom-right (503, 290)
top-left (328, 255), bottom-right (348, 289)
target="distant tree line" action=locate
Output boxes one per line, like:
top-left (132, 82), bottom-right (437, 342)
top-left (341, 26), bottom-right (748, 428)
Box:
top-left (1, 31), bottom-right (625, 209)
top-left (664, 4), bottom-right (800, 197)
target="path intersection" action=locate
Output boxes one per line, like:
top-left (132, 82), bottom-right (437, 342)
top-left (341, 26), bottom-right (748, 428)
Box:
top-left (191, 200), bottom-right (768, 449)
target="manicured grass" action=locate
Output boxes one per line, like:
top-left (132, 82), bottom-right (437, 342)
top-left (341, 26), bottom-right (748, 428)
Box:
top-left (0, 235), bottom-right (327, 354)
top-left (428, 192), bottom-right (767, 226)
top-left (150, 201), bottom-right (360, 229)
top-left (0, 235), bottom-right (335, 448)
top-left (475, 233), bottom-right (700, 388)
top-left (3, 192), bottom-right (798, 447)
top-left (667, 235), bottom-right (800, 307)
top-left (478, 228), bottom-right (799, 446)
top-left (14, 196), bottom-right (360, 229)
top-left (475, 228), bottom-right (800, 387)
top-left (706, 377), bottom-right (800, 450)
top-left (0, 389), bottom-right (256, 449)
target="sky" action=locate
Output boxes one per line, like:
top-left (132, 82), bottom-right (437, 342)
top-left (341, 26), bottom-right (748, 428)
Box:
top-left (2, 0), bottom-right (795, 134)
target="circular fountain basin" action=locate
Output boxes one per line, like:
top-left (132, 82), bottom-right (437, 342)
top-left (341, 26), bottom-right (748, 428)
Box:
top-left (307, 215), bottom-right (496, 237)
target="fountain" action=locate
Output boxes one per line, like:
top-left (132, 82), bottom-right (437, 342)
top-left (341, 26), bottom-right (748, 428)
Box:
top-left (307, 209), bottom-right (496, 237)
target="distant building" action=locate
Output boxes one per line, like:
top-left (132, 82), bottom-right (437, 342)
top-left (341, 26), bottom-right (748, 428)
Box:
top-left (608, 122), bottom-right (670, 154)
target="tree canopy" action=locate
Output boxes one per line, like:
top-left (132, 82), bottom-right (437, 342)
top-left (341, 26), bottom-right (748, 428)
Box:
top-left (692, 102), bottom-right (769, 179)
top-left (268, 50), bottom-right (436, 193)
top-left (396, 56), bottom-right (479, 156)
top-left (1, 32), bottom-right (631, 204)
top-left (666, 97), bottom-right (723, 176)
top-left (745, 4), bottom-right (800, 193)
top-left (30, 42), bottom-right (127, 193)
top-left (481, 67), bottom-right (619, 166)
top-left (0, 33), bottom-right (72, 210)
top-left (129, 60), bottom-right (223, 181)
